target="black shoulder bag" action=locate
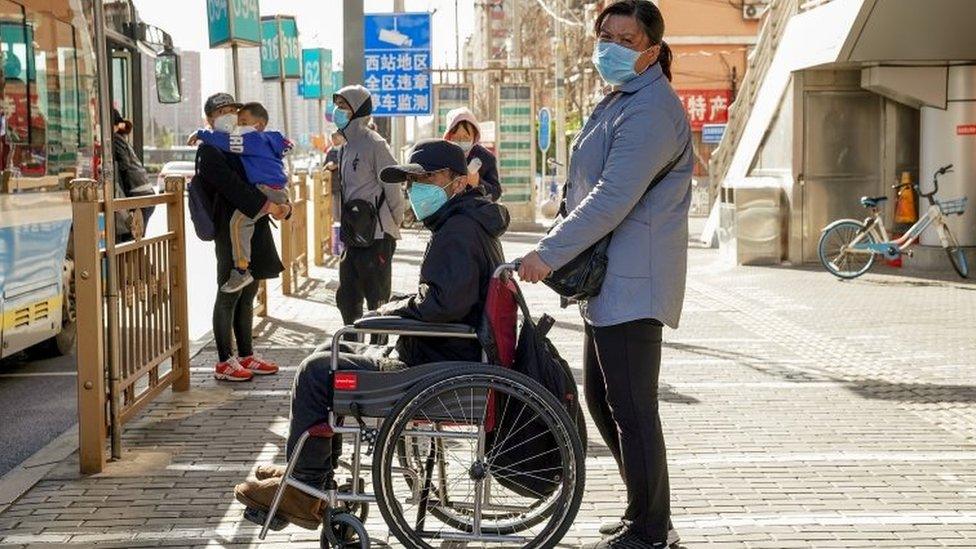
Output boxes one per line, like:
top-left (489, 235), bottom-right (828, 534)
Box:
top-left (543, 139), bottom-right (690, 301)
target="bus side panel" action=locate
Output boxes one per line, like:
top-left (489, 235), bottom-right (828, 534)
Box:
top-left (0, 192), bottom-right (72, 358)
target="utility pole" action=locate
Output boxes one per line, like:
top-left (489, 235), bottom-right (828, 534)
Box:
top-left (343, 0), bottom-right (365, 84)
top-left (391, 0), bottom-right (405, 158)
top-left (554, 0), bottom-right (567, 188)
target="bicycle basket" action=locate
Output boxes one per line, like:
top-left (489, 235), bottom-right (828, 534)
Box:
top-left (937, 197), bottom-right (967, 216)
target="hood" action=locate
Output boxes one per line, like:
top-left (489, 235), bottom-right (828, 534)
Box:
top-left (425, 188), bottom-right (510, 237)
top-left (334, 84), bottom-right (373, 118)
top-left (334, 85), bottom-right (373, 136)
top-left (442, 107), bottom-right (481, 143)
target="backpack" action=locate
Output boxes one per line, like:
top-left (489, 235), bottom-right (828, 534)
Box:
top-left (187, 148), bottom-right (216, 241)
top-left (486, 306), bottom-right (587, 499)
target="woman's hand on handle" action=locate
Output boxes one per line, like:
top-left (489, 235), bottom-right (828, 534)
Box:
top-left (517, 251), bottom-right (553, 284)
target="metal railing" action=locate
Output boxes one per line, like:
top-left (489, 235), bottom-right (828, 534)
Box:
top-left (71, 175), bottom-right (190, 474)
top-left (280, 171), bottom-right (310, 295)
top-left (312, 168), bottom-right (336, 266)
top-left (709, 0), bottom-right (803, 191)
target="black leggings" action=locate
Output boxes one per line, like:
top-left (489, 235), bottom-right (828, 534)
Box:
top-left (336, 236), bottom-right (396, 342)
top-left (584, 318), bottom-right (669, 541)
top-left (213, 279), bottom-right (259, 362)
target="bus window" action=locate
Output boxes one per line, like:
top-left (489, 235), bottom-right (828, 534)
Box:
top-left (30, 10), bottom-right (79, 177)
top-left (111, 52), bottom-right (130, 117)
top-left (1, 0), bottom-right (28, 176)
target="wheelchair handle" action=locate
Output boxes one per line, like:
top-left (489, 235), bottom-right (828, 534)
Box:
top-left (494, 262), bottom-right (520, 278)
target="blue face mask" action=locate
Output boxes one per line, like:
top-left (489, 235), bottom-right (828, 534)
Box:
top-left (408, 182), bottom-right (451, 221)
top-left (592, 41), bottom-right (649, 86)
top-left (332, 106), bottom-right (351, 129)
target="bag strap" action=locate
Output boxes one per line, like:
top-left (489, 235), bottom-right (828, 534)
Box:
top-left (557, 136), bottom-right (691, 219)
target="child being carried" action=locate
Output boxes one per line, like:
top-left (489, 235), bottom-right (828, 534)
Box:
top-left (194, 102), bottom-right (293, 293)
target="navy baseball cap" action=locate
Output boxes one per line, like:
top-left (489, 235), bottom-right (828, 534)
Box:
top-left (204, 92), bottom-right (242, 116)
top-left (381, 139), bottom-right (468, 183)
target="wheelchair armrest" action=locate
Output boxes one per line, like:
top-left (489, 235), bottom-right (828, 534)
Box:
top-left (352, 315), bottom-right (476, 335)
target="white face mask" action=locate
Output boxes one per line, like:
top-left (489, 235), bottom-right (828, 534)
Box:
top-left (213, 113), bottom-right (237, 133)
top-left (453, 139), bottom-right (474, 154)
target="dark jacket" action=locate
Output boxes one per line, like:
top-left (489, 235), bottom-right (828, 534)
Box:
top-left (196, 144), bottom-right (283, 283)
top-left (469, 144), bottom-right (501, 202)
top-left (382, 189), bottom-right (510, 366)
top-left (112, 133), bottom-right (155, 240)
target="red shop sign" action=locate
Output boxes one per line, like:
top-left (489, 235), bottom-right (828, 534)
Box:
top-left (676, 89), bottom-right (732, 131)
top-left (957, 124), bottom-right (976, 136)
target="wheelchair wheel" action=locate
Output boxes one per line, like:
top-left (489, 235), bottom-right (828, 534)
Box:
top-left (374, 364), bottom-right (585, 548)
top-left (395, 436), bottom-right (553, 533)
top-left (337, 479), bottom-right (369, 524)
top-left (321, 510), bottom-right (369, 549)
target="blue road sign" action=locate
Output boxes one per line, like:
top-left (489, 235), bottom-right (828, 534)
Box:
top-left (538, 108), bottom-right (552, 153)
top-left (702, 123), bottom-right (727, 144)
top-left (363, 13), bottom-right (432, 117)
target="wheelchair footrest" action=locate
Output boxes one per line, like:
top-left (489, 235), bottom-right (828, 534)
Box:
top-left (243, 506), bottom-right (289, 531)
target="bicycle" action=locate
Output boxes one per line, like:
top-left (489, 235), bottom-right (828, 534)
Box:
top-left (818, 164), bottom-right (969, 280)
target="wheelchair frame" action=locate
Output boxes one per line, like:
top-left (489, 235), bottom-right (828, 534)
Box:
top-left (257, 265), bottom-right (584, 548)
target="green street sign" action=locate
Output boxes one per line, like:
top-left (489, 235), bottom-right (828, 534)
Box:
top-left (301, 48), bottom-right (333, 100)
top-left (260, 15), bottom-right (301, 81)
top-left (207, 0), bottom-right (261, 48)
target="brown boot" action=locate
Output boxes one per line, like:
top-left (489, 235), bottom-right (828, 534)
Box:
top-left (234, 477), bottom-right (324, 530)
top-left (254, 464), bottom-right (286, 480)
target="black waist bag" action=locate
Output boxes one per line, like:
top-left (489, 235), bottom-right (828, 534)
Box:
top-left (486, 308), bottom-right (587, 499)
top-left (340, 194), bottom-right (385, 248)
top-left (543, 139), bottom-right (690, 301)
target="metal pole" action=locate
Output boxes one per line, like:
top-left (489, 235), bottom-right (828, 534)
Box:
top-left (454, 0), bottom-right (460, 84)
top-left (93, 0), bottom-right (123, 461)
top-left (343, 0), bottom-right (365, 84)
top-left (392, 0), bottom-right (406, 156)
top-left (318, 97), bottom-right (324, 140)
top-left (231, 43), bottom-right (241, 98)
top-left (554, 0), bottom-right (567, 188)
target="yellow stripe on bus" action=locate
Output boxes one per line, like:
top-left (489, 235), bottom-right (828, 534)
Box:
top-left (1, 295), bottom-right (64, 332)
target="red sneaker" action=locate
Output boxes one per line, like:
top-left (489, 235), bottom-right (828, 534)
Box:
top-left (215, 357), bottom-right (254, 382)
top-left (240, 354), bottom-right (279, 375)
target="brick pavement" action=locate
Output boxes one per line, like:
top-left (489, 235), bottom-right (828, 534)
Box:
top-left (0, 224), bottom-right (975, 548)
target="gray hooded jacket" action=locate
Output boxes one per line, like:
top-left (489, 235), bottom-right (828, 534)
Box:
top-left (335, 85), bottom-right (404, 240)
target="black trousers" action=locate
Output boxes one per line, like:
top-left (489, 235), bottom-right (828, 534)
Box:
top-left (584, 319), bottom-right (669, 541)
top-left (213, 279), bottom-right (259, 362)
top-left (336, 236), bottom-right (396, 342)
top-left (287, 350), bottom-right (404, 488)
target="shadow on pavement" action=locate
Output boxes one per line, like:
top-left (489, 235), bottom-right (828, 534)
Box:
top-left (847, 381), bottom-right (976, 403)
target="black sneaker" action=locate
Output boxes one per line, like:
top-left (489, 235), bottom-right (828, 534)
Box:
top-left (584, 527), bottom-right (669, 549)
top-left (599, 519), bottom-right (628, 536)
top-left (598, 521), bottom-right (680, 547)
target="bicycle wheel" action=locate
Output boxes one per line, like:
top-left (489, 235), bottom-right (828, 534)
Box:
top-left (374, 364), bottom-right (584, 549)
top-left (938, 224), bottom-right (969, 278)
top-left (818, 220), bottom-right (876, 279)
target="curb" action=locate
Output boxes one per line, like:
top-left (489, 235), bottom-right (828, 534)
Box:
top-left (0, 425), bottom-right (78, 515)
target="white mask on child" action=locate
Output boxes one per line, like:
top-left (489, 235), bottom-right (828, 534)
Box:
top-left (213, 113), bottom-right (237, 133)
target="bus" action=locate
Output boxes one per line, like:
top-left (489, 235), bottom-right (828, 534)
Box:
top-left (0, 0), bottom-right (182, 359)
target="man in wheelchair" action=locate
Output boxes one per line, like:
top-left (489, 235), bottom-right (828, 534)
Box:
top-left (234, 139), bottom-right (511, 529)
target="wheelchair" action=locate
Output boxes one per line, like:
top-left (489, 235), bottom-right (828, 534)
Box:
top-left (246, 264), bottom-right (586, 548)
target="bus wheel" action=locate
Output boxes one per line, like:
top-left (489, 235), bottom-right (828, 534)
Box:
top-left (54, 257), bottom-right (78, 356)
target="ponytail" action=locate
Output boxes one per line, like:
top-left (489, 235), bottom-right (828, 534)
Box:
top-left (658, 41), bottom-right (673, 82)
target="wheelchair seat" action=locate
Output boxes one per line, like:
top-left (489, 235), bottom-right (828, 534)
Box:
top-left (860, 195), bottom-right (888, 208)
